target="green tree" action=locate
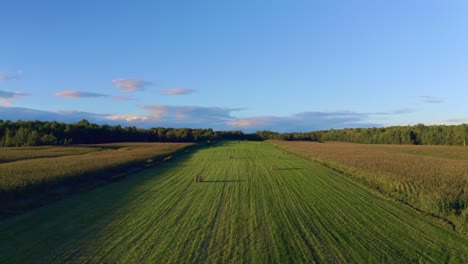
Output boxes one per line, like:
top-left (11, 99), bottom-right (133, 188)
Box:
top-left (27, 130), bottom-right (41, 146)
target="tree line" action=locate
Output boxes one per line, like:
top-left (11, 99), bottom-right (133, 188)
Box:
top-left (256, 124), bottom-right (468, 145)
top-left (243, 124), bottom-right (468, 146)
top-left (0, 119), bottom-right (261, 147)
top-left (0, 119), bottom-right (467, 146)
top-left (313, 124), bottom-right (468, 145)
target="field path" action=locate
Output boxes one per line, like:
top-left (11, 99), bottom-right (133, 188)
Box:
top-left (1, 141), bottom-right (467, 263)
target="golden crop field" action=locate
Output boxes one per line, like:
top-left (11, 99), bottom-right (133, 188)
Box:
top-left (372, 144), bottom-right (468, 161)
top-left (0, 146), bottom-right (101, 163)
top-left (0, 143), bottom-right (193, 208)
top-left (272, 141), bottom-right (468, 234)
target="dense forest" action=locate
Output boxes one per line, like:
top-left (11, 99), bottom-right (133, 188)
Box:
top-left (0, 119), bottom-right (467, 146)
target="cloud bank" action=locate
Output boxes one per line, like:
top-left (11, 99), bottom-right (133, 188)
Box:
top-left (0, 107), bottom-right (108, 123)
top-left (227, 111), bottom-right (381, 132)
top-left (137, 105), bottom-right (244, 128)
top-left (0, 105), bottom-right (416, 132)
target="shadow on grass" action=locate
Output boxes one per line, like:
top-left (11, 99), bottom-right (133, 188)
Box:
top-left (0, 145), bottom-right (215, 262)
top-left (0, 143), bottom-right (205, 220)
top-left (201, 180), bottom-right (245, 183)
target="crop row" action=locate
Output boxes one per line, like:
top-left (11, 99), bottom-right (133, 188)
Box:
top-left (273, 141), bottom-right (468, 234)
top-left (0, 146), bottom-right (101, 163)
top-left (0, 143), bottom-right (193, 207)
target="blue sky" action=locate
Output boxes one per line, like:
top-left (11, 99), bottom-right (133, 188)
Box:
top-left (1, 0), bottom-right (467, 132)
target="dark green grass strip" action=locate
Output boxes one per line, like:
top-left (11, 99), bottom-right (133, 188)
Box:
top-left (0, 141), bottom-right (467, 263)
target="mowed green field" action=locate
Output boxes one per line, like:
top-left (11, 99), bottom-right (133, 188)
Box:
top-left (1, 141), bottom-right (467, 263)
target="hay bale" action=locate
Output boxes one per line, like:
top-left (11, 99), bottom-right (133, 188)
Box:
top-left (195, 175), bottom-right (203, 182)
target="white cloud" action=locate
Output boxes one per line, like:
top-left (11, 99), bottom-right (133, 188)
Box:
top-left (0, 98), bottom-right (13, 107)
top-left (55, 90), bottom-right (109, 98)
top-left (0, 71), bottom-right (22, 82)
top-left (441, 118), bottom-right (468, 124)
top-left (0, 91), bottom-right (18, 98)
top-left (113, 95), bottom-right (136, 101)
top-left (390, 108), bottom-right (416, 114)
top-left (0, 74), bottom-right (8, 82)
top-left (419, 96), bottom-right (445, 103)
top-left (107, 114), bottom-right (150, 122)
top-left (161, 88), bottom-right (196, 95)
top-left (112, 78), bottom-right (152, 92)
top-left (175, 110), bottom-right (187, 120)
top-left (0, 90), bottom-right (29, 106)
top-left (227, 117), bottom-right (268, 128)
top-left (139, 105), bottom-right (169, 120)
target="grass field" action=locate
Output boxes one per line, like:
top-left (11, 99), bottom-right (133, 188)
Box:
top-left (272, 141), bottom-right (468, 234)
top-left (1, 141), bottom-right (467, 263)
